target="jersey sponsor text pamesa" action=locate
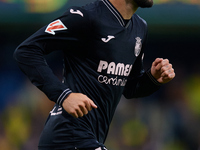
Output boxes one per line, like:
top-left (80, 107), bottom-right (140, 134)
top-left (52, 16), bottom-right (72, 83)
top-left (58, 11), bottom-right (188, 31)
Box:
top-left (97, 60), bottom-right (132, 86)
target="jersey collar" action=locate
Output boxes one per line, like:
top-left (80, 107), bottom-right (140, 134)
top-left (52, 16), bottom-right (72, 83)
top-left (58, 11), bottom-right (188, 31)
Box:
top-left (102, 0), bottom-right (128, 27)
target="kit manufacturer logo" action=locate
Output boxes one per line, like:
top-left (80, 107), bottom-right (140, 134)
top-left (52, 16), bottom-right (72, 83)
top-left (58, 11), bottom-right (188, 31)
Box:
top-left (70, 9), bottom-right (84, 17)
top-left (101, 35), bottom-right (115, 43)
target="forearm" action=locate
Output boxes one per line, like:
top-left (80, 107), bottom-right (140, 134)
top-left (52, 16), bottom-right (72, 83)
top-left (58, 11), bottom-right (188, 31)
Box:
top-left (14, 45), bottom-right (72, 105)
top-left (123, 70), bottom-right (161, 99)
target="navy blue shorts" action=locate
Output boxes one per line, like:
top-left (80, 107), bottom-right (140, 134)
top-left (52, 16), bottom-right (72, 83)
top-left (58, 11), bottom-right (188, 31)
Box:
top-left (38, 146), bottom-right (107, 150)
top-left (38, 104), bottom-right (108, 150)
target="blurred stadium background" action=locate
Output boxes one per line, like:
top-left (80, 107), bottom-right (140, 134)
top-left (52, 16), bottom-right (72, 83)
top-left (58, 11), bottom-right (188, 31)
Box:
top-left (0, 0), bottom-right (200, 150)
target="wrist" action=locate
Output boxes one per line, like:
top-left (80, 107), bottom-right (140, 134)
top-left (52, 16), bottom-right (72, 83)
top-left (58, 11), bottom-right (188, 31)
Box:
top-left (57, 88), bottom-right (72, 106)
top-left (147, 70), bottom-right (162, 86)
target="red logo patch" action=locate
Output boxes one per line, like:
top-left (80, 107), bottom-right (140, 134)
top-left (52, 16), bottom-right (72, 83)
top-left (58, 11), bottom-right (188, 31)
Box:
top-left (45, 19), bottom-right (67, 35)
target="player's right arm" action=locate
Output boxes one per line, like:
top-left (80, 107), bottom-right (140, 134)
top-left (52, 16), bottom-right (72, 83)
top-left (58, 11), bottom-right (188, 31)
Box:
top-left (13, 7), bottom-right (97, 117)
top-left (63, 93), bottom-right (97, 118)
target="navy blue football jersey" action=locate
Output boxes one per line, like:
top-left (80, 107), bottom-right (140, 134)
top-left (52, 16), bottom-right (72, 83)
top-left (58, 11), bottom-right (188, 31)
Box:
top-left (14, 0), bottom-right (161, 149)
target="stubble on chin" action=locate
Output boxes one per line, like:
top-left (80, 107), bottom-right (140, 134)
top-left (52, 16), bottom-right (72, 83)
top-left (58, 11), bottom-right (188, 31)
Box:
top-left (134, 0), bottom-right (153, 8)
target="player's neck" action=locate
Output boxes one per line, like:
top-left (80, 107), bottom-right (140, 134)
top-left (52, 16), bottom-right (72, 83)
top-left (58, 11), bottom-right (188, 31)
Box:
top-left (109, 0), bottom-right (138, 19)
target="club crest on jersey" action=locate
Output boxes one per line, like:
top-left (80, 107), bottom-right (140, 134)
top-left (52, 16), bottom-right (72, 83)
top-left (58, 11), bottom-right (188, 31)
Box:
top-left (134, 37), bottom-right (142, 57)
top-left (45, 19), bottom-right (67, 35)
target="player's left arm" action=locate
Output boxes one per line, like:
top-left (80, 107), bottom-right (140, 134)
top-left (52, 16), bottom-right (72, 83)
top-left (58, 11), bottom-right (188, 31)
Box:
top-left (123, 54), bottom-right (158, 99)
top-left (150, 58), bottom-right (175, 84)
top-left (123, 55), bottom-right (175, 99)
top-left (123, 22), bottom-right (175, 99)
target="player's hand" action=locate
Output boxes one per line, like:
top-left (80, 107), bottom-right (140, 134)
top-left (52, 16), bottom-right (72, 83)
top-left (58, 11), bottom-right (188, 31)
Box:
top-left (151, 58), bottom-right (175, 84)
top-left (62, 93), bottom-right (98, 118)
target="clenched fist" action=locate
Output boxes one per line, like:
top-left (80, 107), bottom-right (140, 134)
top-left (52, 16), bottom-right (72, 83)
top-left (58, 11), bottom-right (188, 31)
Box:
top-left (151, 58), bottom-right (175, 84)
